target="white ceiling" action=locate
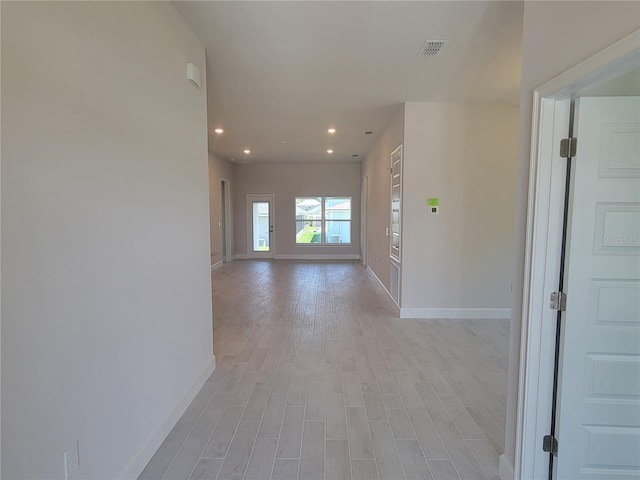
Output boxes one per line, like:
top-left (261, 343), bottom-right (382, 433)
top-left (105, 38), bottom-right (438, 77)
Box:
top-left (175, 1), bottom-right (524, 164)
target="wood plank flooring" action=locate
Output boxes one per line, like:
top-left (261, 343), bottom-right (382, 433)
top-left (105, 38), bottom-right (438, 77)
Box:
top-left (140, 260), bottom-right (509, 480)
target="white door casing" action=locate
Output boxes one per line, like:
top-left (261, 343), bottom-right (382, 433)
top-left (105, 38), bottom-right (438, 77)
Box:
top-left (554, 96), bottom-right (640, 479)
top-left (361, 174), bottom-right (368, 265)
top-left (514, 30), bottom-right (640, 480)
top-left (221, 177), bottom-right (233, 262)
top-left (247, 194), bottom-right (274, 259)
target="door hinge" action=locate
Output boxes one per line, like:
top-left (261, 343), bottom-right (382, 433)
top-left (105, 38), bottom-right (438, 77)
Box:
top-left (543, 435), bottom-right (558, 456)
top-left (560, 137), bottom-right (577, 158)
top-left (550, 291), bottom-right (567, 311)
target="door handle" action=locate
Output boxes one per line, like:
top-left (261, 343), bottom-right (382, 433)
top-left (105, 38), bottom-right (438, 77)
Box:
top-left (269, 226), bottom-right (274, 233)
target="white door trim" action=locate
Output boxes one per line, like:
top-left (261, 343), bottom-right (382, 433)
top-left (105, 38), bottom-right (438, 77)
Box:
top-left (361, 174), bottom-right (368, 266)
top-left (515, 29), bottom-right (640, 479)
top-left (246, 194), bottom-right (275, 259)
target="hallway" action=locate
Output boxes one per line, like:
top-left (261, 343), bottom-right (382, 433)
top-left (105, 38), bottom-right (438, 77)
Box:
top-left (141, 261), bottom-right (508, 480)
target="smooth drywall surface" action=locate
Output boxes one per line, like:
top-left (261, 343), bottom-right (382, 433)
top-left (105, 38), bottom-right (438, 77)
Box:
top-left (361, 107), bottom-right (405, 291)
top-left (0, 2), bottom-right (3, 473)
top-left (504, 1), bottom-right (640, 474)
top-left (1, 3), bottom-right (213, 478)
top-left (233, 163), bottom-right (361, 258)
top-left (209, 153), bottom-right (236, 264)
top-left (402, 102), bottom-right (519, 310)
top-left (0, 3), bottom-right (3, 473)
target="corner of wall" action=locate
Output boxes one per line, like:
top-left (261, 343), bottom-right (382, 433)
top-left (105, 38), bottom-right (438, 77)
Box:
top-left (367, 266), bottom-right (400, 315)
top-left (119, 356), bottom-right (216, 479)
top-left (2, 3), bottom-right (213, 477)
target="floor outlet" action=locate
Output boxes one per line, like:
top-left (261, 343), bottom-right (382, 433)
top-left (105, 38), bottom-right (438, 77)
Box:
top-left (64, 441), bottom-right (79, 480)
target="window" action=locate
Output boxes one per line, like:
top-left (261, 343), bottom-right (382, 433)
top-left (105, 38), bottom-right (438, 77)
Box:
top-left (296, 197), bottom-right (351, 244)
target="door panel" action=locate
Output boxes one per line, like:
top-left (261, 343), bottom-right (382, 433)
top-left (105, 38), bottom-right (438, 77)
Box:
top-left (555, 97), bottom-right (640, 479)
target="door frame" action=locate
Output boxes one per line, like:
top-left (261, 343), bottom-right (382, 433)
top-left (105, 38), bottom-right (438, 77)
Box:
top-left (516, 30), bottom-right (640, 479)
top-left (246, 194), bottom-right (275, 259)
top-left (221, 177), bottom-right (233, 262)
top-left (361, 174), bottom-right (368, 266)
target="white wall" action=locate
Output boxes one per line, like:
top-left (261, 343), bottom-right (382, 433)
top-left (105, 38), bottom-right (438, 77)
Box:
top-left (209, 152), bottom-right (236, 265)
top-left (0, 2), bottom-right (3, 472)
top-left (401, 102), bottom-right (519, 317)
top-left (361, 107), bottom-right (405, 291)
top-left (503, 1), bottom-right (640, 476)
top-left (233, 163), bottom-right (361, 259)
top-left (1, 3), bottom-right (213, 478)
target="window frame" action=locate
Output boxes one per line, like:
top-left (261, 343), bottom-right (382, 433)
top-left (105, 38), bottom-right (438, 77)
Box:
top-left (295, 196), bottom-right (352, 245)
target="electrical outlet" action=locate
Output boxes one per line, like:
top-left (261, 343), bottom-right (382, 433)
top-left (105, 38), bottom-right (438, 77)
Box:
top-left (64, 441), bottom-right (79, 480)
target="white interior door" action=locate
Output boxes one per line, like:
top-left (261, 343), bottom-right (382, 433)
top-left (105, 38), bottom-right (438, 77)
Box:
top-left (247, 194), bottom-right (274, 259)
top-left (555, 96), bottom-right (640, 479)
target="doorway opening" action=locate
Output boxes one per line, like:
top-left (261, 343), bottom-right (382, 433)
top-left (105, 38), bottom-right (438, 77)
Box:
top-left (361, 174), bottom-right (368, 266)
top-left (221, 178), bottom-right (232, 262)
top-left (516, 30), bottom-right (639, 480)
top-left (246, 194), bottom-right (274, 259)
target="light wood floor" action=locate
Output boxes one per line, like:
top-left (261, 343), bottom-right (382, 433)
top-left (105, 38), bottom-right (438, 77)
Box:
top-left (140, 260), bottom-right (509, 480)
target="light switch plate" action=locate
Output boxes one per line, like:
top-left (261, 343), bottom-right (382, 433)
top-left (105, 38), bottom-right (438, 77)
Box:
top-left (186, 62), bottom-right (202, 88)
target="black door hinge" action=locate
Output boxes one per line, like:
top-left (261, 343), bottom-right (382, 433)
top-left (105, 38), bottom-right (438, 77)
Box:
top-left (543, 435), bottom-right (558, 456)
top-left (560, 138), bottom-right (577, 158)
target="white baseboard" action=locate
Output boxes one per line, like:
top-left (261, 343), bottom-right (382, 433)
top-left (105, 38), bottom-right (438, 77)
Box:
top-left (400, 307), bottom-right (511, 319)
top-left (498, 454), bottom-right (514, 480)
top-left (211, 260), bottom-right (223, 271)
top-left (274, 254), bottom-right (361, 260)
top-left (233, 254), bottom-right (360, 261)
top-left (119, 355), bottom-right (216, 479)
top-left (367, 266), bottom-right (400, 315)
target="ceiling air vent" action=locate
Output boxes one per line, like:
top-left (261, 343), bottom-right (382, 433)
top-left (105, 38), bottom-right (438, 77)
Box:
top-left (418, 40), bottom-right (447, 57)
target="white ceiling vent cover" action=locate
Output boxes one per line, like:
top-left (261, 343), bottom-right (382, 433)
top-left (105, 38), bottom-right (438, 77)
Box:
top-left (418, 40), bottom-right (447, 56)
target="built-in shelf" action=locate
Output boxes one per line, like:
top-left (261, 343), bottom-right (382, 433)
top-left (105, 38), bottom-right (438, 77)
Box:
top-left (390, 145), bottom-right (402, 263)
top-left (389, 144), bottom-right (402, 306)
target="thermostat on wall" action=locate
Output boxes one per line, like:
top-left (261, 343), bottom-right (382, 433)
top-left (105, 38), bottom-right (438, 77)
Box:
top-left (427, 198), bottom-right (439, 215)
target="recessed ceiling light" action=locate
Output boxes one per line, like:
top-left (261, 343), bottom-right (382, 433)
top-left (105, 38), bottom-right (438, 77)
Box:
top-left (214, 128), bottom-right (224, 134)
top-left (281, 140), bottom-right (287, 144)
top-left (328, 128), bottom-right (336, 134)
top-left (327, 149), bottom-right (334, 154)
top-left (243, 149), bottom-right (251, 154)
top-left (363, 131), bottom-right (373, 135)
